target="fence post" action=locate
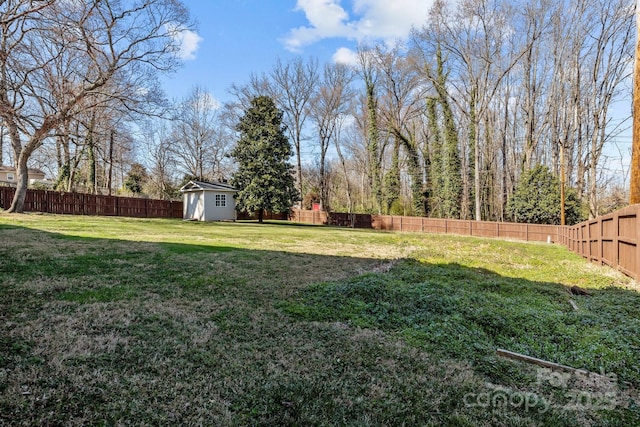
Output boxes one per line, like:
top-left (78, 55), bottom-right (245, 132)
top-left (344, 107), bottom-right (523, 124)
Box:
top-left (598, 217), bottom-right (603, 266)
top-left (578, 224), bottom-right (583, 257)
top-left (613, 210), bottom-right (619, 269)
top-left (636, 208), bottom-right (640, 281)
top-left (526, 224), bottom-right (529, 241)
top-left (587, 219), bottom-right (592, 262)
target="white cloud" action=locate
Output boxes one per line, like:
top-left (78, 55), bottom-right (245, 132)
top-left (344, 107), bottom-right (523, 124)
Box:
top-left (166, 24), bottom-right (203, 61)
top-left (332, 47), bottom-right (359, 66)
top-left (175, 29), bottom-right (203, 61)
top-left (284, 0), bottom-right (433, 53)
top-left (351, 0), bottom-right (431, 41)
top-left (285, 0), bottom-right (355, 51)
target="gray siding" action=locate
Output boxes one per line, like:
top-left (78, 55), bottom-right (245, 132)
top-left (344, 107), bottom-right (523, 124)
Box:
top-left (183, 190), bottom-right (236, 221)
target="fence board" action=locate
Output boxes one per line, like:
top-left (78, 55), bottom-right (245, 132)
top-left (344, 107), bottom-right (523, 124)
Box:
top-left (563, 205), bottom-right (640, 282)
top-left (0, 187), bottom-right (180, 219)
top-left (288, 209), bottom-right (560, 243)
top-left (99, 196), bottom-right (119, 216)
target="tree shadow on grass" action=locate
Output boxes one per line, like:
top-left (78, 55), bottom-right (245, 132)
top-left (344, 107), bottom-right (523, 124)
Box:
top-left (0, 223), bottom-right (638, 426)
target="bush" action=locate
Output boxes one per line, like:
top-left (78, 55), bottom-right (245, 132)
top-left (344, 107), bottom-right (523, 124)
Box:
top-left (506, 165), bottom-right (584, 225)
top-left (389, 199), bottom-right (407, 216)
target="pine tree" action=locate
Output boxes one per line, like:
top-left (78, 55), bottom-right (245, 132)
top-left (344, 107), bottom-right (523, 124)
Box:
top-left (230, 96), bottom-right (299, 223)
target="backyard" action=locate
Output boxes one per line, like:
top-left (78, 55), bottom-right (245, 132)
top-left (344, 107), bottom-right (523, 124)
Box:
top-left (0, 214), bottom-right (638, 426)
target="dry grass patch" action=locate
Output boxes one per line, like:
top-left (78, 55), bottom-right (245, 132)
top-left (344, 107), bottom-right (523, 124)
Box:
top-left (1, 215), bottom-right (638, 425)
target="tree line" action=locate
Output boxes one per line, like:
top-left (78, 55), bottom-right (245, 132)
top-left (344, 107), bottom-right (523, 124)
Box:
top-left (0, 0), bottom-right (192, 212)
top-left (142, 0), bottom-right (634, 224)
top-left (0, 0), bottom-right (633, 224)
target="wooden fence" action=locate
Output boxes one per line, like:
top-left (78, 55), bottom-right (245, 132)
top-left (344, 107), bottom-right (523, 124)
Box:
top-left (0, 187), bottom-right (182, 218)
top-left (559, 205), bottom-right (640, 281)
top-left (4, 185), bottom-right (639, 281)
top-left (289, 208), bottom-right (640, 282)
top-left (289, 209), bottom-right (561, 243)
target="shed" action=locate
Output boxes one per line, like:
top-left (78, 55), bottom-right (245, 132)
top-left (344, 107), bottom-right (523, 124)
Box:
top-left (180, 181), bottom-right (238, 221)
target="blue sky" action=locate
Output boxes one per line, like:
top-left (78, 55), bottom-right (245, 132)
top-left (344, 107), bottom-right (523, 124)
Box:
top-left (161, 0), bottom-right (433, 102)
top-left (158, 0), bottom-right (631, 185)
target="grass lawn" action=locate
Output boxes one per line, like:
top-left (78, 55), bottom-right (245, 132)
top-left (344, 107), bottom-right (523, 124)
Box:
top-left (0, 214), bottom-right (638, 426)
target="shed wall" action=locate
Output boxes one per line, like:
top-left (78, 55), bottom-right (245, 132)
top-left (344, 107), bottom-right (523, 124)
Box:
top-left (183, 190), bottom-right (236, 221)
top-left (183, 192), bottom-right (205, 221)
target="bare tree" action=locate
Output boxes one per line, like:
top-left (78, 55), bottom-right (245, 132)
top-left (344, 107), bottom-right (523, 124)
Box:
top-left (0, 0), bottom-right (191, 212)
top-left (308, 63), bottom-right (354, 211)
top-left (416, 0), bottom-right (541, 220)
top-left (271, 57), bottom-right (319, 200)
top-left (583, 0), bottom-right (633, 216)
top-left (141, 120), bottom-right (177, 199)
top-left (355, 46), bottom-right (384, 213)
top-left (170, 86), bottom-right (230, 182)
top-left (376, 44), bottom-right (426, 215)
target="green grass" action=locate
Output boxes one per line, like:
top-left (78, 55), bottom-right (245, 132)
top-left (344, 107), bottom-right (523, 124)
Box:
top-left (0, 213), bottom-right (638, 426)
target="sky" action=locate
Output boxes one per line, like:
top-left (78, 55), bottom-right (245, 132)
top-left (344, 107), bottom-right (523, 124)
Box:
top-left (159, 0), bottom-right (632, 186)
top-left (160, 0), bottom-right (433, 102)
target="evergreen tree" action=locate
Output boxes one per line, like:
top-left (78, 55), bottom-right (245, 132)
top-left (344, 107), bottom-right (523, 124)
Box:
top-left (124, 163), bottom-right (148, 195)
top-left (432, 46), bottom-right (462, 219)
top-left (426, 97), bottom-right (444, 217)
top-left (383, 140), bottom-right (401, 214)
top-left (230, 96), bottom-right (299, 223)
top-left (506, 165), bottom-right (584, 225)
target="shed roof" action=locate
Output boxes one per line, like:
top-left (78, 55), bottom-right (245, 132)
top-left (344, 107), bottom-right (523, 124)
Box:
top-left (180, 180), bottom-right (238, 193)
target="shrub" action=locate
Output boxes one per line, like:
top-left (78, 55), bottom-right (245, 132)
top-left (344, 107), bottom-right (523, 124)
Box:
top-left (506, 165), bottom-right (584, 225)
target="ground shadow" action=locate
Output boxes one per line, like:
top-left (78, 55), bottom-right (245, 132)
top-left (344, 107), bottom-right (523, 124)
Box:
top-left (0, 221), bottom-right (638, 426)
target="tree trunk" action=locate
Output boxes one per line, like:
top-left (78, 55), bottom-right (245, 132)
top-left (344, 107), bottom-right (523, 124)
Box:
top-left (365, 81), bottom-right (382, 214)
top-left (296, 149), bottom-right (303, 205)
top-left (7, 154), bottom-right (29, 213)
top-left (0, 126), bottom-right (4, 165)
top-left (108, 130), bottom-right (114, 196)
top-left (334, 136), bottom-right (352, 213)
top-left (88, 139), bottom-right (97, 194)
top-left (258, 209), bottom-right (264, 223)
top-left (474, 131), bottom-right (481, 221)
top-left (630, 0), bottom-right (640, 204)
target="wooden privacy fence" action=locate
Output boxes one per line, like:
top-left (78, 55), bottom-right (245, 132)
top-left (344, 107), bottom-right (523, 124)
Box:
top-left (4, 185), bottom-right (640, 281)
top-left (289, 209), bottom-right (562, 243)
top-left (559, 205), bottom-right (640, 281)
top-left (290, 207), bottom-right (640, 282)
top-left (0, 187), bottom-right (182, 218)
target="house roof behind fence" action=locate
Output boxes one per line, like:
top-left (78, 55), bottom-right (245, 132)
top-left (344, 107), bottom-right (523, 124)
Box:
top-left (0, 165), bottom-right (46, 176)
